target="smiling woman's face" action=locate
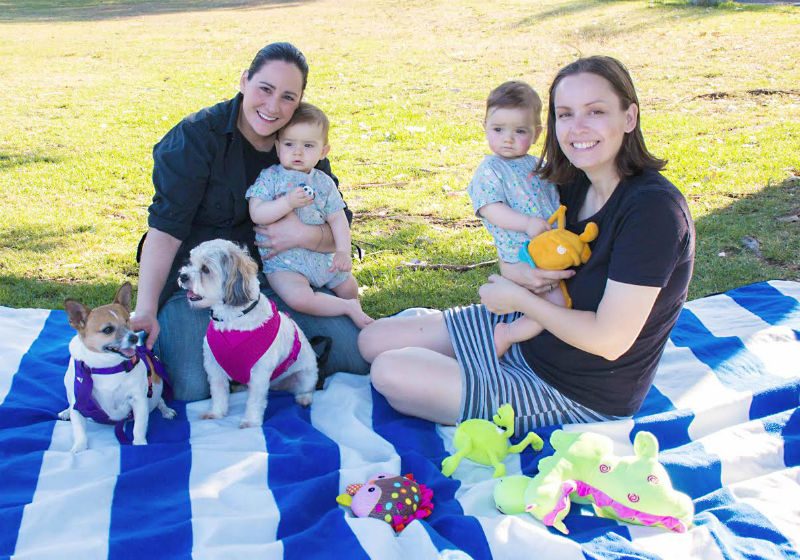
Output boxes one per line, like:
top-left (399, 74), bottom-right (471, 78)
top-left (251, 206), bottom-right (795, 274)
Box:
top-left (238, 60), bottom-right (304, 147)
top-left (553, 72), bottom-right (637, 184)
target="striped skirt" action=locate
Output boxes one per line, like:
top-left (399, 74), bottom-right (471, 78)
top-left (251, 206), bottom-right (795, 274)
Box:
top-left (443, 304), bottom-right (620, 433)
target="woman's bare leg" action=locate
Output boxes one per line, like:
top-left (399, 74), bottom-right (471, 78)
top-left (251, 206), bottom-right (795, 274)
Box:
top-left (370, 346), bottom-right (462, 425)
top-left (357, 310), bottom-right (455, 363)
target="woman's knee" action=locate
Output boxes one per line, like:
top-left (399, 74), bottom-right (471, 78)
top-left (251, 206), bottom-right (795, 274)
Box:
top-left (358, 318), bottom-right (392, 363)
top-left (369, 349), bottom-right (408, 398)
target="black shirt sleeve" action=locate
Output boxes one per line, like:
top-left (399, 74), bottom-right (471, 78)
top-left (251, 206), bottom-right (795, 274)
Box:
top-left (148, 121), bottom-right (214, 240)
top-left (608, 189), bottom-right (691, 288)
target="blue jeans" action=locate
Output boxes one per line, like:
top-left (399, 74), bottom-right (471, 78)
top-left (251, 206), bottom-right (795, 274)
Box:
top-left (154, 284), bottom-right (370, 401)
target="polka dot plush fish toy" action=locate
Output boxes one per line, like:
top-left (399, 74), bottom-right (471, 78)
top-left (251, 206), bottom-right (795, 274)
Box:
top-left (336, 473), bottom-right (434, 533)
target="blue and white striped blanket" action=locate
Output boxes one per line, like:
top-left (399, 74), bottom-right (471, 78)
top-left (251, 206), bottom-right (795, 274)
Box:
top-left (1, 280), bottom-right (798, 559)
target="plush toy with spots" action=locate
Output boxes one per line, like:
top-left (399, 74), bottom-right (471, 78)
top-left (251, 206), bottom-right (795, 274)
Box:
top-left (518, 205), bottom-right (599, 308)
top-left (336, 473), bottom-right (434, 533)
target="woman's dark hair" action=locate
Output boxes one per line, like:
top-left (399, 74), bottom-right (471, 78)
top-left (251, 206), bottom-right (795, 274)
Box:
top-left (537, 55), bottom-right (665, 186)
top-left (246, 42), bottom-right (309, 91)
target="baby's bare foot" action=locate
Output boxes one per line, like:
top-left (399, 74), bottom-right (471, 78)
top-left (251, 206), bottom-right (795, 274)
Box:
top-left (345, 299), bottom-right (374, 329)
top-left (494, 322), bottom-right (513, 358)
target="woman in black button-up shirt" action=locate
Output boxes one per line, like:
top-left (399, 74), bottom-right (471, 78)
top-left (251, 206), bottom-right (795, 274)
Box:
top-left (132, 42), bottom-right (367, 401)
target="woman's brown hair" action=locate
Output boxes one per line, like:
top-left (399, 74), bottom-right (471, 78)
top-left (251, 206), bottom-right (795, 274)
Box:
top-left (537, 56), bottom-right (665, 186)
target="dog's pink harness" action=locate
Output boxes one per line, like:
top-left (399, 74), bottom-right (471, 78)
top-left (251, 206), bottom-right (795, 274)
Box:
top-left (206, 299), bottom-right (302, 384)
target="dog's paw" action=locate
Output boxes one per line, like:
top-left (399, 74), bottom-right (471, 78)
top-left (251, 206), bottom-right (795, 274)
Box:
top-left (133, 437), bottom-right (148, 446)
top-left (70, 440), bottom-right (88, 454)
top-left (239, 419), bottom-right (260, 429)
top-left (161, 407), bottom-right (177, 419)
top-left (58, 408), bottom-right (71, 421)
top-left (201, 411), bottom-right (223, 420)
top-left (294, 392), bottom-right (313, 407)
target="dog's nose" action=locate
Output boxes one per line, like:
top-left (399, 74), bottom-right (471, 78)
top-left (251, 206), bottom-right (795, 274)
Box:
top-left (127, 333), bottom-right (139, 345)
top-left (179, 272), bottom-right (189, 284)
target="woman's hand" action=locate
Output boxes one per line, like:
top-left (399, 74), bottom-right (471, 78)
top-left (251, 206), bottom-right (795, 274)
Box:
top-left (499, 261), bottom-right (573, 295)
top-left (479, 274), bottom-right (536, 315)
top-left (254, 211), bottom-right (305, 259)
top-left (131, 310), bottom-right (160, 350)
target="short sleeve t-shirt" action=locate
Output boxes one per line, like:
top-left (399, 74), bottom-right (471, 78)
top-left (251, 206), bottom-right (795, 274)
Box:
top-left (467, 155), bottom-right (561, 263)
top-left (521, 169), bottom-right (695, 416)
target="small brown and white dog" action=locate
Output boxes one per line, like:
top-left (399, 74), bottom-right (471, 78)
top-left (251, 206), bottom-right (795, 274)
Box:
top-left (60, 282), bottom-right (176, 453)
top-left (178, 239), bottom-right (319, 428)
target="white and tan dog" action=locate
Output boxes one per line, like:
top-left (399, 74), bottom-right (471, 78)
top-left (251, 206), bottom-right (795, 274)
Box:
top-left (60, 283), bottom-right (176, 453)
top-left (178, 239), bottom-right (318, 428)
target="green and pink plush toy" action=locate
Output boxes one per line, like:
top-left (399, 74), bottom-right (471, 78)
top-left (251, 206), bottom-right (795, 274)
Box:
top-left (494, 429), bottom-right (694, 534)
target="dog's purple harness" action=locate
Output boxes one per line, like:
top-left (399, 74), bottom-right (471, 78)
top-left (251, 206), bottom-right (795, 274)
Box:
top-left (72, 346), bottom-right (171, 444)
top-left (206, 299), bottom-right (302, 384)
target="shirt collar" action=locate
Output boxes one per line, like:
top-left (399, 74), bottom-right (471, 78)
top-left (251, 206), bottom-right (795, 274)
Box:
top-left (223, 92), bottom-right (244, 136)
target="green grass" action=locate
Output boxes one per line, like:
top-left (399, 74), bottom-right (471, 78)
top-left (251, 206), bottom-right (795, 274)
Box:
top-left (1, 0), bottom-right (799, 316)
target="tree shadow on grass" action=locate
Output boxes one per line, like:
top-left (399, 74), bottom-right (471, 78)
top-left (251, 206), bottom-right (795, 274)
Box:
top-left (690, 174), bottom-right (800, 299)
top-left (513, 0), bottom-right (736, 41)
top-left (0, 275), bottom-right (129, 311)
top-left (0, 224), bottom-right (95, 254)
top-left (513, 0), bottom-right (607, 26)
top-left (0, 151), bottom-right (61, 171)
top-left (0, 0), bottom-right (309, 23)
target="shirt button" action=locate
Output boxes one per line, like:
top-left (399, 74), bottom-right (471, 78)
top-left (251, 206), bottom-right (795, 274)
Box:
top-left (215, 202), bottom-right (222, 209)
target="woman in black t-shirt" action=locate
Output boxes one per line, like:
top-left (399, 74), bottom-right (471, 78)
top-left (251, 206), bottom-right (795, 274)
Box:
top-left (359, 56), bottom-right (694, 432)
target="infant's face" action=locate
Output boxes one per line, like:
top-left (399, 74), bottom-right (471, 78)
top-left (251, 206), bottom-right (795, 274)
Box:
top-left (484, 107), bottom-right (538, 159)
top-left (277, 121), bottom-right (329, 173)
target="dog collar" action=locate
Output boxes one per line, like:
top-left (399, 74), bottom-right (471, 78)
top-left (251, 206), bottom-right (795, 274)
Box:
top-left (210, 295), bottom-right (260, 323)
top-left (76, 354), bottom-right (139, 376)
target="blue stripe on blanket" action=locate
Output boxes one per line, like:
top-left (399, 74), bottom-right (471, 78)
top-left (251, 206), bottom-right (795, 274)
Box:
top-left (109, 401), bottom-right (192, 560)
top-left (695, 488), bottom-right (800, 560)
top-left (0, 311), bottom-right (70, 557)
top-left (633, 411), bottom-right (693, 450)
top-left (671, 308), bottom-right (791, 403)
top-left (371, 388), bottom-right (494, 559)
top-left (763, 408), bottom-right (800, 467)
top-left (728, 282), bottom-right (800, 327)
top-left (263, 393), bottom-right (365, 558)
top-left (731, 283), bottom-right (800, 420)
top-left (659, 441), bottom-right (722, 498)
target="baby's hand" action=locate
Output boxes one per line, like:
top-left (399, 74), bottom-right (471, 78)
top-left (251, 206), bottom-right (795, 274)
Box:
top-left (330, 250), bottom-right (352, 273)
top-left (286, 187), bottom-right (314, 209)
top-left (525, 216), bottom-right (550, 239)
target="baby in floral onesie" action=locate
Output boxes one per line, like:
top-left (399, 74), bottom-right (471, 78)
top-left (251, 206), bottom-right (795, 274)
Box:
top-left (467, 81), bottom-right (563, 356)
top-left (247, 102), bottom-right (372, 328)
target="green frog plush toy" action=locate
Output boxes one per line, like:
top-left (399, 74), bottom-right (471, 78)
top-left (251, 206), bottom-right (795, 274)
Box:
top-left (441, 404), bottom-right (544, 478)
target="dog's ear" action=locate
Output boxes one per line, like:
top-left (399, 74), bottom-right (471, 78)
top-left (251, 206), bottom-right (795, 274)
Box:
top-left (113, 282), bottom-right (133, 311)
top-left (64, 299), bottom-right (90, 331)
top-left (224, 247), bottom-right (258, 307)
